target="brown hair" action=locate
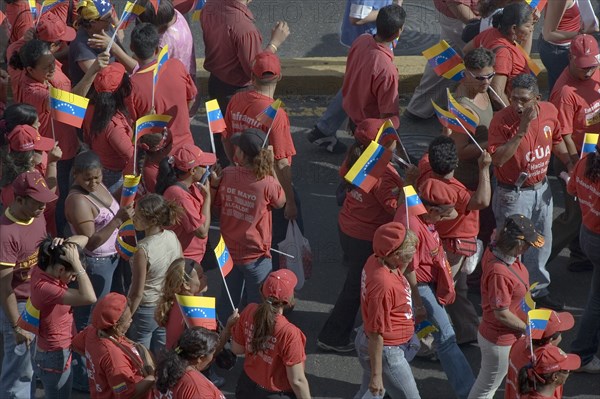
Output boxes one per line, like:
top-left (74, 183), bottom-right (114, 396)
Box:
top-left (155, 258), bottom-right (190, 327)
top-left (136, 193), bottom-right (183, 227)
top-left (252, 149), bottom-right (274, 180)
top-left (250, 295), bottom-right (293, 354)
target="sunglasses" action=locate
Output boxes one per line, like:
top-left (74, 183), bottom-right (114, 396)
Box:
top-left (467, 70), bottom-right (496, 81)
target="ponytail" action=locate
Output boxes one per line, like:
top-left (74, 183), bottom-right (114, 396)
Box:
top-left (251, 298), bottom-right (287, 354)
top-left (517, 365), bottom-right (533, 394)
top-left (135, 193), bottom-right (183, 228)
top-left (156, 157), bottom-right (187, 195)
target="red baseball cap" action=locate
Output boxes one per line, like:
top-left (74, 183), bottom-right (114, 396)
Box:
top-left (173, 144), bottom-right (216, 171)
top-left (94, 63), bottom-right (126, 93)
top-left (532, 345), bottom-right (580, 375)
top-left (570, 34), bottom-right (600, 68)
top-left (36, 12), bottom-right (76, 43)
top-left (355, 119), bottom-right (384, 146)
top-left (252, 52), bottom-right (281, 80)
top-left (12, 171), bottom-right (58, 203)
top-left (261, 269), bottom-right (297, 303)
top-left (373, 222), bottom-right (407, 257)
top-left (540, 309), bottom-right (575, 339)
top-left (418, 178), bottom-right (458, 206)
top-left (7, 125), bottom-right (54, 152)
top-left (92, 293), bottom-right (128, 330)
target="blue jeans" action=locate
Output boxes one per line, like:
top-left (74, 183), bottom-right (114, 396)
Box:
top-left (316, 89), bottom-right (347, 137)
top-left (127, 305), bottom-right (166, 357)
top-left (538, 38), bottom-right (570, 95)
top-left (492, 181), bottom-right (553, 297)
top-left (33, 347), bottom-right (73, 399)
top-left (354, 326), bottom-right (421, 399)
top-left (0, 301), bottom-right (34, 399)
top-left (418, 284), bottom-right (475, 399)
top-left (217, 256), bottom-right (272, 322)
top-left (102, 168), bottom-right (123, 194)
top-left (272, 186), bottom-right (303, 271)
top-left (571, 225), bottom-right (600, 365)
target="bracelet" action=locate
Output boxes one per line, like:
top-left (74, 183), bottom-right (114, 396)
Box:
top-left (74, 270), bottom-right (86, 277)
top-left (268, 42), bottom-right (278, 52)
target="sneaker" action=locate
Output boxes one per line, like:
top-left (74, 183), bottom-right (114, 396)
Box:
top-left (316, 339), bottom-right (355, 353)
top-left (575, 356), bottom-right (600, 374)
top-left (568, 259), bottom-right (593, 272)
top-left (535, 294), bottom-right (564, 311)
top-left (306, 127), bottom-right (347, 154)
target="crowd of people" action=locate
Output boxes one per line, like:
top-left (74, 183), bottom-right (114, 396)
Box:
top-left (0, 0), bottom-right (599, 398)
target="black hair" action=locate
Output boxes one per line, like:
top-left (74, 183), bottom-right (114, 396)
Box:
top-left (0, 104), bottom-right (38, 139)
top-left (155, 157), bottom-right (188, 195)
top-left (9, 39), bottom-right (52, 71)
top-left (38, 236), bottom-right (86, 272)
top-left (138, 0), bottom-right (175, 33)
top-left (376, 4), bottom-right (406, 42)
top-left (0, 151), bottom-right (35, 188)
top-left (533, 332), bottom-right (561, 346)
top-left (585, 151), bottom-right (600, 182)
top-left (428, 136), bottom-right (459, 175)
top-left (511, 73), bottom-right (539, 96)
top-left (72, 151), bottom-right (103, 175)
top-left (492, 2), bottom-right (533, 36)
top-left (90, 74), bottom-right (132, 136)
top-left (130, 23), bottom-right (160, 60)
top-left (517, 365), bottom-right (554, 394)
top-left (155, 327), bottom-right (219, 393)
top-left (464, 47), bottom-right (496, 70)
top-left (479, 0), bottom-right (513, 18)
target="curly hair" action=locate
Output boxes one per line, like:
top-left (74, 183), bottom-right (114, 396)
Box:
top-left (585, 150), bottom-right (600, 183)
top-left (428, 135), bottom-right (459, 175)
top-left (154, 258), bottom-right (192, 327)
top-left (0, 151), bottom-right (35, 188)
top-left (136, 193), bottom-right (183, 228)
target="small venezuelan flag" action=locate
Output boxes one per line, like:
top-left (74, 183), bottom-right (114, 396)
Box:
top-left (375, 120), bottom-right (398, 145)
top-left (403, 185), bottom-right (427, 216)
top-left (153, 45), bottom-right (169, 87)
top-left (119, 1), bottom-right (146, 29)
top-left (581, 133), bottom-right (599, 158)
top-left (17, 298), bottom-right (40, 335)
top-left (521, 282), bottom-right (538, 315)
top-left (447, 89), bottom-right (479, 134)
top-left (422, 40), bottom-right (465, 81)
top-left (28, 0), bottom-right (38, 18)
top-left (415, 320), bottom-right (439, 339)
top-left (176, 294), bottom-right (217, 330)
top-left (527, 309), bottom-right (552, 339)
top-left (256, 98), bottom-right (283, 128)
top-left (205, 99), bottom-right (227, 133)
top-left (120, 175), bottom-right (141, 207)
top-left (116, 220), bottom-right (137, 260)
top-left (214, 235), bottom-right (234, 277)
top-left (192, 0), bottom-right (206, 22)
top-left (432, 100), bottom-right (463, 133)
top-left (112, 382), bottom-right (127, 394)
top-left (344, 141), bottom-right (392, 193)
top-left (135, 114), bottom-right (172, 140)
top-left (525, 0), bottom-right (547, 12)
top-left (49, 87), bottom-right (89, 128)
top-left (39, 0), bottom-right (66, 17)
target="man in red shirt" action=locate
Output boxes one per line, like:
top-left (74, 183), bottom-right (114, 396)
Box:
top-left (489, 73), bottom-right (573, 311)
top-left (0, 171), bottom-right (57, 398)
top-left (342, 4), bottom-right (405, 130)
top-left (548, 34), bottom-right (600, 272)
top-left (128, 22), bottom-right (197, 154)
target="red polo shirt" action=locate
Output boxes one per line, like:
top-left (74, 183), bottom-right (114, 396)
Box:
top-left (200, 0), bottom-right (263, 88)
top-left (488, 102), bottom-right (562, 187)
top-left (152, 369), bottom-right (225, 399)
top-left (360, 254), bottom-right (414, 345)
top-left (550, 68), bottom-right (600, 152)
top-left (342, 34), bottom-right (400, 127)
top-left (6, 1), bottom-right (36, 44)
top-left (567, 156), bottom-right (600, 234)
top-left (83, 109), bottom-right (134, 171)
top-left (128, 59), bottom-right (196, 154)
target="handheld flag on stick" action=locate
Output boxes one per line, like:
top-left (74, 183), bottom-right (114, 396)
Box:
top-left (192, 0), bottom-right (206, 22)
top-left (520, 282), bottom-right (538, 316)
top-left (39, 0), bottom-right (66, 19)
top-left (344, 141), bottom-right (392, 193)
top-left (151, 45), bottom-right (169, 110)
top-left (49, 87), bottom-right (89, 128)
top-left (121, 175), bottom-right (141, 207)
top-left (525, 0), bottom-right (548, 12)
top-left (516, 43), bottom-right (542, 77)
top-left (205, 99), bottom-right (226, 154)
top-left (581, 133), bottom-right (599, 158)
top-left (116, 220), bottom-right (137, 260)
top-left (176, 294), bottom-right (217, 330)
top-left (404, 185), bottom-right (427, 216)
top-left (258, 99), bottom-right (283, 147)
top-left (214, 236), bottom-right (235, 310)
top-left (433, 98), bottom-right (484, 153)
top-left (107, 0), bottom-right (145, 51)
top-left (375, 120), bottom-right (398, 145)
top-left (17, 298), bottom-right (40, 335)
top-left (447, 89), bottom-right (479, 134)
top-left (422, 40), bottom-right (465, 81)
top-left (28, 0), bottom-right (38, 19)
top-left (527, 309), bottom-right (552, 340)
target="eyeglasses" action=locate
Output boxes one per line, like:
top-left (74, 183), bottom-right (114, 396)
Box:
top-left (467, 70), bottom-right (496, 81)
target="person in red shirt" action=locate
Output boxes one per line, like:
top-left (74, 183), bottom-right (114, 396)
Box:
top-left (213, 129), bottom-right (285, 320)
top-left (489, 73), bottom-right (573, 311)
top-left (84, 62), bottom-right (134, 193)
top-left (4, 0), bottom-right (36, 44)
top-left (30, 236), bottom-right (96, 397)
top-left (231, 269), bottom-right (310, 399)
top-left (127, 22), bottom-right (197, 154)
top-left (517, 345), bottom-right (580, 399)
top-left (355, 222), bottom-right (421, 399)
top-left (548, 34), bottom-right (600, 272)
top-left (567, 145), bottom-right (600, 373)
top-left (131, 128), bottom-right (173, 195)
top-left (0, 170), bottom-right (57, 398)
top-left (317, 118), bottom-right (404, 353)
top-left (505, 310), bottom-right (575, 399)
top-left (464, 2), bottom-right (535, 109)
top-left (469, 214), bottom-right (543, 399)
top-left (153, 327), bottom-right (225, 399)
top-left (342, 4), bottom-right (405, 130)
top-left (72, 293), bottom-right (155, 399)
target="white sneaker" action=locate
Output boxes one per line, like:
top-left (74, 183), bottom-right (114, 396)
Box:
top-left (575, 355), bottom-right (600, 374)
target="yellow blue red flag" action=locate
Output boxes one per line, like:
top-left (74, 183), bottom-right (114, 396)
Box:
top-left (403, 185), bottom-right (427, 216)
top-left (432, 100), bottom-right (463, 133)
top-left (135, 114), bottom-right (172, 141)
top-left (192, 0), bottom-right (205, 22)
top-left (49, 87), bottom-right (89, 128)
top-left (423, 40), bottom-right (465, 81)
top-left (256, 98), bottom-right (283, 128)
top-left (214, 235), bottom-right (234, 277)
top-left (17, 298), bottom-right (40, 335)
top-left (205, 99), bottom-right (227, 133)
top-left (176, 295), bottom-right (217, 330)
top-left (447, 89), bottom-right (479, 134)
top-left (375, 120), bottom-right (398, 145)
top-left (581, 133), bottom-right (599, 158)
top-left (116, 220), bottom-right (137, 260)
top-left (344, 140), bottom-right (392, 193)
top-left (525, 0), bottom-right (547, 12)
top-left (153, 45), bottom-right (169, 87)
top-left (527, 309), bottom-right (552, 340)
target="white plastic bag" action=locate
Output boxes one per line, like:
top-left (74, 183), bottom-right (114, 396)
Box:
top-left (463, 239), bottom-right (483, 275)
top-left (278, 221), bottom-right (311, 290)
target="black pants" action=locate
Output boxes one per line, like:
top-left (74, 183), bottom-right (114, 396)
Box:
top-left (236, 369), bottom-right (296, 399)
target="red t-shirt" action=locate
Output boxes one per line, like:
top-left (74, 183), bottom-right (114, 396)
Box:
top-left (224, 90), bottom-right (296, 164)
top-left (152, 369), bottom-right (225, 399)
top-left (214, 166), bottom-right (285, 264)
top-left (232, 303), bottom-right (306, 393)
top-left (164, 184), bottom-right (207, 263)
top-left (488, 102), bottom-right (562, 186)
top-left (360, 255), bottom-right (414, 345)
top-left (31, 268), bottom-right (73, 351)
top-left (200, 0), bottom-right (262, 87)
top-left (128, 59), bottom-right (196, 154)
top-left (0, 208), bottom-right (47, 300)
top-left (6, 1), bottom-right (35, 44)
top-left (479, 247), bottom-right (529, 346)
top-left (83, 109), bottom-right (134, 171)
top-left (505, 339), bottom-right (563, 399)
top-left (18, 69), bottom-right (79, 160)
top-left (567, 156), bottom-right (600, 234)
top-left (165, 303), bottom-right (185, 350)
top-left (550, 68), bottom-right (600, 152)
top-left (72, 326), bottom-right (150, 399)
top-left (339, 164), bottom-right (403, 241)
top-left (342, 34), bottom-right (399, 127)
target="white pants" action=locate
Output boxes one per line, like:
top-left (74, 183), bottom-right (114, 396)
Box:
top-left (468, 332), bottom-right (512, 399)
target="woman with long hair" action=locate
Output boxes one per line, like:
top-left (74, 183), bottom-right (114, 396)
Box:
top-left (231, 269), bottom-right (311, 399)
top-left (132, 128), bottom-right (173, 195)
